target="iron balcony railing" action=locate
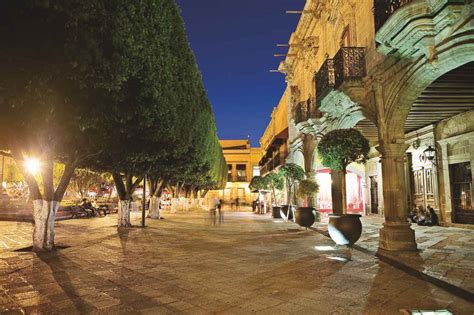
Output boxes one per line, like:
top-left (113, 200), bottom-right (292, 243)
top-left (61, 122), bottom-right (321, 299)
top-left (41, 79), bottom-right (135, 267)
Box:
top-left (315, 58), bottom-right (335, 105)
top-left (374, 0), bottom-right (413, 32)
top-left (316, 47), bottom-right (366, 105)
top-left (333, 47), bottom-right (366, 88)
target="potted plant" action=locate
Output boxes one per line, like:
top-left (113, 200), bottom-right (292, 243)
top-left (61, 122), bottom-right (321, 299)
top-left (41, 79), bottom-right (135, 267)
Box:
top-left (265, 171), bottom-right (284, 218)
top-left (279, 163), bottom-right (305, 222)
top-left (295, 179), bottom-right (319, 228)
top-left (249, 176), bottom-right (269, 214)
top-left (318, 128), bottom-right (369, 245)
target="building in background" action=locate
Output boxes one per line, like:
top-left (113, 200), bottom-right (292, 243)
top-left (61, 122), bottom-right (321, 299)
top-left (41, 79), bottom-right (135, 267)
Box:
top-left (259, 89), bottom-right (289, 176)
top-left (207, 140), bottom-right (261, 207)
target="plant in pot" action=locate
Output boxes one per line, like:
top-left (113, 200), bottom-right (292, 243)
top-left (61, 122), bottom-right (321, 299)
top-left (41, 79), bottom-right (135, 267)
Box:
top-left (265, 171), bottom-right (284, 218)
top-left (249, 176), bottom-right (269, 214)
top-left (295, 179), bottom-right (319, 228)
top-left (318, 128), bottom-right (369, 245)
top-left (279, 163), bottom-right (305, 222)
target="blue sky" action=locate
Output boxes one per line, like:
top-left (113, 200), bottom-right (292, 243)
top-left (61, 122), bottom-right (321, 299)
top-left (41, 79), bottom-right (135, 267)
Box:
top-left (175, 0), bottom-right (304, 147)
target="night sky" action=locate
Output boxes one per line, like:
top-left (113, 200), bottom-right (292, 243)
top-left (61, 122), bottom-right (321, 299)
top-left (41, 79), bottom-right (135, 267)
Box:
top-left (175, 0), bottom-right (305, 147)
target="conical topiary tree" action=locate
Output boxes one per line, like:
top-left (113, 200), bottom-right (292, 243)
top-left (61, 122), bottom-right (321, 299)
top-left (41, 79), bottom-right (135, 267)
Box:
top-left (317, 128), bottom-right (369, 214)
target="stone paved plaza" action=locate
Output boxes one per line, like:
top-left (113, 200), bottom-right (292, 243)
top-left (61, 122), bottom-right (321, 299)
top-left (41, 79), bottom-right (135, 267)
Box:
top-left (315, 216), bottom-right (474, 297)
top-left (1, 212), bottom-right (473, 314)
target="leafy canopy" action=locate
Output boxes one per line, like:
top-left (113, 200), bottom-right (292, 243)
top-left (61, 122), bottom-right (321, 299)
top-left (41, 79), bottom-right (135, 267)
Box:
top-left (249, 176), bottom-right (269, 192)
top-left (296, 179), bottom-right (319, 199)
top-left (318, 129), bottom-right (370, 170)
top-left (265, 171), bottom-right (284, 191)
top-left (280, 163), bottom-right (305, 183)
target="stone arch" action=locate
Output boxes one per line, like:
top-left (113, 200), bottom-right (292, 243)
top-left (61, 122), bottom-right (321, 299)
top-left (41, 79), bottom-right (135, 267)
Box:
top-left (384, 31), bottom-right (474, 137)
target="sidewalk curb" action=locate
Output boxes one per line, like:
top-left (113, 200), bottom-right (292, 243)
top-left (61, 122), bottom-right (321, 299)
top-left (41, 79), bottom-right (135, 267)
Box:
top-left (309, 226), bottom-right (474, 302)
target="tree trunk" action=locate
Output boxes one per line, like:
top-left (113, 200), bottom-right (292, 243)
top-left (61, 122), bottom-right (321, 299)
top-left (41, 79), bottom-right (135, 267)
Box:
top-left (331, 169), bottom-right (346, 214)
top-left (341, 170), bottom-right (347, 214)
top-left (118, 200), bottom-right (132, 228)
top-left (32, 199), bottom-right (59, 251)
top-left (148, 196), bottom-right (161, 219)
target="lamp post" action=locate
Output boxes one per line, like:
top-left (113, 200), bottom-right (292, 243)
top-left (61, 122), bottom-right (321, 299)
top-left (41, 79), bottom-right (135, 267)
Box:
top-left (141, 174), bottom-right (147, 227)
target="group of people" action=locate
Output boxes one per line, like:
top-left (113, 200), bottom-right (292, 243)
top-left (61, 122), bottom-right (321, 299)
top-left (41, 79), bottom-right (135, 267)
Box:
top-left (252, 199), bottom-right (267, 214)
top-left (409, 205), bottom-right (439, 226)
top-left (79, 198), bottom-right (107, 217)
top-left (209, 197), bottom-right (223, 225)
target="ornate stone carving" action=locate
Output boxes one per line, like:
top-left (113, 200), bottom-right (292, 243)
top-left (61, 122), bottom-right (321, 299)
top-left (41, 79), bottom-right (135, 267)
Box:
top-left (290, 85), bottom-right (301, 106)
top-left (297, 36), bottom-right (320, 67)
top-left (278, 61), bottom-right (294, 84)
top-left (325, 0), bottom-right (342, 24)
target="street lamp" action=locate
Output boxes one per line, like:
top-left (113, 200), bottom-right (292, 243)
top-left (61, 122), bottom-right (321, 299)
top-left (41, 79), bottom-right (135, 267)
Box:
top-left (24, 157), bottom-right (40, 175)
top-left (423, 146), bottom-right (436, 165)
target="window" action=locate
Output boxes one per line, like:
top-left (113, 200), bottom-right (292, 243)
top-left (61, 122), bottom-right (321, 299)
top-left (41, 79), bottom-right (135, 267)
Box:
top-left (227, 165), bottom-right (233, 182)
top-left (252, 166), bottom-right (260, 177)
top-left (236, 164), bottom-right (246, 182)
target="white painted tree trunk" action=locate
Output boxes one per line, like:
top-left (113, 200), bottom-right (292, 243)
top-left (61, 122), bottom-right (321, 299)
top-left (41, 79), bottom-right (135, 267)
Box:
top-left (148, 196), bottom-right (161, 219)
top-left (118, 200), bottom-right (132, 228)
top-left (170, 198), bottom-right (178, 213)
top-left (32, 200), bottom-right (59, 251)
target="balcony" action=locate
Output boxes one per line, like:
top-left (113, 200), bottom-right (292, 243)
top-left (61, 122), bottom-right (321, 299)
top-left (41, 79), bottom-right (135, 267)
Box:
top-left (374, 0), bottom-right (413, 33)
top-left (316, 47), bottom-right (366, 106)
top-left (260, 151), bottom-right (287, 176)
top-left (293, 99), bottom-right (319, 125)
top-left (315, 58), bottom-right (335, 106)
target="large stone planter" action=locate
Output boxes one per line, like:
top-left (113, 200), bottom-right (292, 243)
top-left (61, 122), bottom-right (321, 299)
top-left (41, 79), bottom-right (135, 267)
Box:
top-left (295, 207), bottom-right (316, 228)
top-left (328, 214), bottom-right (362, 245)
top-left (280, 205), bottom-right (294, 221)
top-left (272, 206), bottom-right (282, 219)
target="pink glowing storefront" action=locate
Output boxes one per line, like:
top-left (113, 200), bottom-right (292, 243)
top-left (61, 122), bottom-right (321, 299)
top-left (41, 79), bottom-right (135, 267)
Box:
top-left (315, 169), bottom-right (364, 214)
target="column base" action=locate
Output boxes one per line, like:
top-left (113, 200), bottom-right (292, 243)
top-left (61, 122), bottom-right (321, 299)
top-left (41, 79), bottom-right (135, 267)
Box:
top-left (378, 222), bottom-right (417, 251)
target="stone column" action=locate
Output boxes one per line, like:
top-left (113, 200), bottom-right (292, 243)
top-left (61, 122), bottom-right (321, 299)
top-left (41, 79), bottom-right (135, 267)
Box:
top-left (377, 143), bottom-right (417, 251)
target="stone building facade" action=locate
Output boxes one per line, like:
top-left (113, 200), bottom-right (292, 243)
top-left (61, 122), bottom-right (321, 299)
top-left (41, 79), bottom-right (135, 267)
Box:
top-left (208, 140), bottom-right (261, 206)
top-left (259, 89), bottom-right (289, 176)
top-left (267, 0), bottom-right (474, 251)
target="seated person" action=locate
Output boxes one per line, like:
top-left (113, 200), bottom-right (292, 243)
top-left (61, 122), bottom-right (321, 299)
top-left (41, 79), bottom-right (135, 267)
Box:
top-left (416, 206), bottom-right (427, 225)
top-left (81, 198), bottom-right (98, 217)
top-left (423, 206), bottom-right (439, 226)
top-left (408, 204), bottom-right (419, 223)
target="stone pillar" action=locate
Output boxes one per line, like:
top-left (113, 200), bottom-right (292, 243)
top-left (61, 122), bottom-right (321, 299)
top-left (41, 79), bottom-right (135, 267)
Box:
top-left (331, 169), bottom-right (346, 215)
top-left (377, 143), bottom-right (417, 251)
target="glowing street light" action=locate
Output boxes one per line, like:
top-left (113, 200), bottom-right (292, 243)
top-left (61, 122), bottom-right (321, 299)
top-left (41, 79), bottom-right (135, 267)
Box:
top-left (24, 157), bottom-right (40, 175)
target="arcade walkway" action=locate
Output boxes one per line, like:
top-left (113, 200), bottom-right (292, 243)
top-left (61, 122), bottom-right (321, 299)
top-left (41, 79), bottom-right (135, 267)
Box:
top-left (0, 212), bottom-right (473, 314)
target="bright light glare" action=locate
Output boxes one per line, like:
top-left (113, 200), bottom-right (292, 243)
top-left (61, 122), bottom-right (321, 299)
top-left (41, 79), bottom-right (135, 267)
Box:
top-left (1, 182), bottom-right (6, 189)
top-left (314, 245), bottom-right (336, 251)
top-left (24, 158), bottom-right (40, 175)
top-left (327, 256), bottom-right (350, 262)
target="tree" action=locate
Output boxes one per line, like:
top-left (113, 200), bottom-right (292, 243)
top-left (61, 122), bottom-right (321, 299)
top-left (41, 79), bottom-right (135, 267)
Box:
top-left (0, 0), bottom-right (106, 250)
top-left (296, 179), bottom-right (319, 207)
top-left (318, 128), bottom-right (369, 214)
top-left (265, 171), bottom-right (284, 206)
top-left (83, 0), bottom-right (226, 225)
top-left (280, 163), bottom-right (305, 220)
top-left (249, 176), bottom-right (269, 194)
top-left (70, 169), bottom-right (105, 199)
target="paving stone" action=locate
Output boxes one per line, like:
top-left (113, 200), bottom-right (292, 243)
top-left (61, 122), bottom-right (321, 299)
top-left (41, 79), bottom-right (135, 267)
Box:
top-left (0, 212), bottom-right (473, 314)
